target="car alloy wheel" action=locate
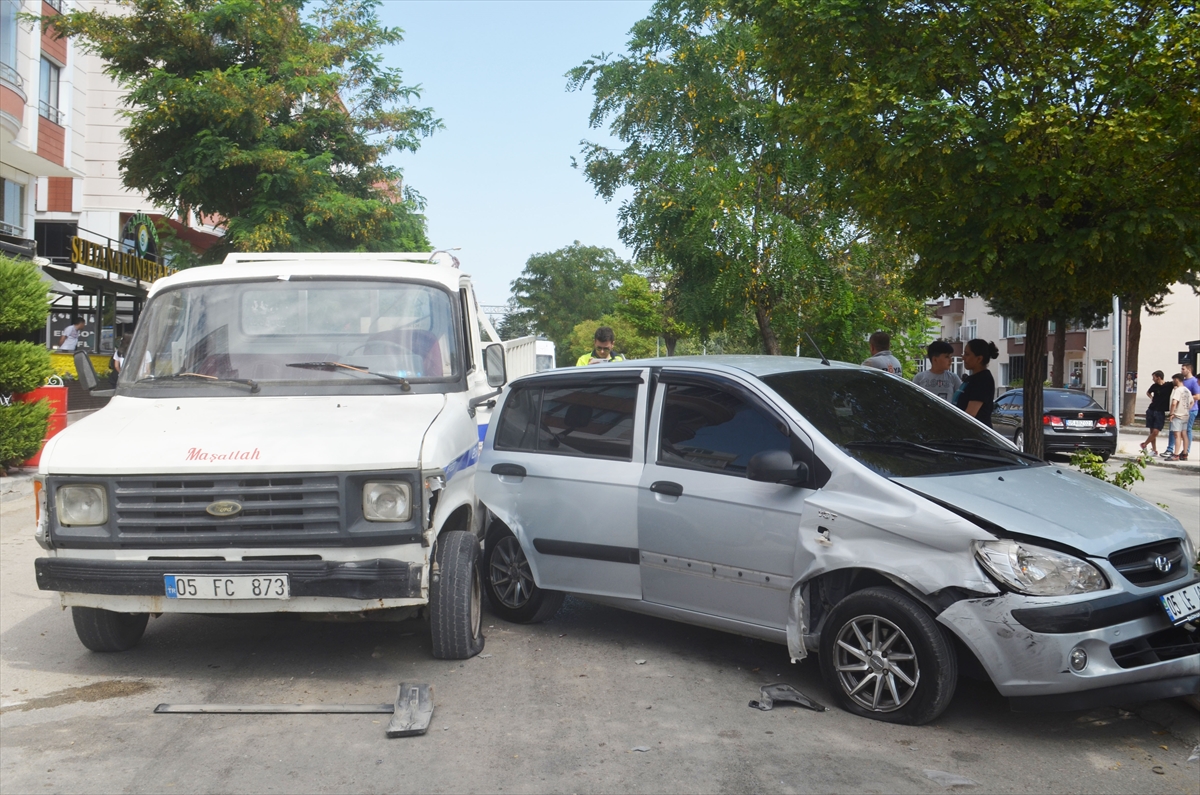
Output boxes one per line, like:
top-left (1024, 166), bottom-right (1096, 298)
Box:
top-left (1014, 430), bottom-right (1024, 451)
top-left (832, 614), bottom-right (920, 713)
top-left (488, 534), bottom-right (534, 610)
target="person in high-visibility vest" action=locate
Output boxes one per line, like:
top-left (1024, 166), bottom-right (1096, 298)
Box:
top-left (576, 326), bottom-right (625, 366)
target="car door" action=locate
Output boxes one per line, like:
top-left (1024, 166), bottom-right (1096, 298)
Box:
top-left (637, 371), bottom-right (816, 629)
top-left (992, 393), bottom-right (1021, 440)
top-left (482, 370), bottom-right (647, 599)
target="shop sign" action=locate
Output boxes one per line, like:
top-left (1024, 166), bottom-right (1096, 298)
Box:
top-left (69, 236), bottom-right (174, 282)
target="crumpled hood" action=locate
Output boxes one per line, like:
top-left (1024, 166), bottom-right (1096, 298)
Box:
top-left (892, 466), bottom-right (1186, 558)
top-left (40, 394), bottom-right (446, 474)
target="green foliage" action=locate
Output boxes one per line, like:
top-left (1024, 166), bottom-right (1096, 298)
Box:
top-left (508, 242), bottom-right (634, 365)
top-left (1069, 450), bottom-right (1149, 491)
top-left (47, 0), bottom-right (438, 253)
top-left (0, 342), bottom-right (54, 394)
top-left (0, 400), bottom-right (52, 468)
top-left (0, 256), bottom-right (51, 334)
top-left (612, 272), bottom-right (694, 355)
top-left (567, 315), bottom-right (658, 364)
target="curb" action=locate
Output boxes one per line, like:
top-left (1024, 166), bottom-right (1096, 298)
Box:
top-left (0, 468), bottom-right (36, 502)
top-left (1111, 452), bottom-right (1198, 472)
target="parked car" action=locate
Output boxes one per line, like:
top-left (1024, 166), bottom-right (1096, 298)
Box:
top-left (476, 357), bottom-right (1199, 724)
top-left (992, 387), bottom-right (1118, 459)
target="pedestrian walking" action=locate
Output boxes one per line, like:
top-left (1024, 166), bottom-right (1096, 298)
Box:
top-left (912, 340), bottom-right (962, 402)
top-left (1167, 373), bottom-right (1192, 461)
top-left (1142, 371), bottom-right (1170, 455)
top-left (58, 316), bottom-right (85, 352)
top-left (953, 339), bottom-right (1000, 427)
top-left (861, 331), bottom-right (903, 374)
top-left (575, 326), bottom-right (625, 366)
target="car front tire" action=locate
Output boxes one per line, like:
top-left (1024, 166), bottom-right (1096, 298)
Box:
top-left (71, 607), bottom-right (148, 652)
top-left (429, 530), bottom-right (485, 660)
top-left (483, 526), bottom-right (564, 624)
top-left (818, 587), bottom-right (958, 725)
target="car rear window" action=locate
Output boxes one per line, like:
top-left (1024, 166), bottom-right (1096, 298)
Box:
top-left (495, 382), bottom-right (637, 461)
top-left (1043, 391), bottom-right (1102, 410)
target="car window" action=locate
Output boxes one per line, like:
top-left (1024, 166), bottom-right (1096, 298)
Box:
top-left (1044, 390), bottom-right (1102, 410)
top-left (762, 369), bottom-right (1041, 477)
top-left (495, 382), bottom-right (637, 460)
top-left (996, 394), bottom-right (1014, 407)
top-left (998, 393), bottom-right (1022, 407)
top-left (658, 383), bottom-right (791, 475)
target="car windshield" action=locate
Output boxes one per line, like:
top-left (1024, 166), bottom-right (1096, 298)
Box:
top-left (762, 369), bottom-right (1044, 477)
top-left (1043, 390), bottom-right (1102, 410)
top-left (121, 279), bottom-right (461, 395)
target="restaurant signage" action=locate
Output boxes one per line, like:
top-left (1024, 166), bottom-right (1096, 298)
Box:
top-left (69, 236), bottom-right (174, 282)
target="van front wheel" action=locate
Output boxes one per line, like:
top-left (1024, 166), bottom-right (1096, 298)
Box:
top-left (71, 607), bottom-right (148, 652)
top-left (429, 530), bottom-right (485, 660)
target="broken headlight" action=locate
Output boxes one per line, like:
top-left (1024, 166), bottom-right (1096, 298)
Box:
top-left (974, 540), bottom-right (1107, 596)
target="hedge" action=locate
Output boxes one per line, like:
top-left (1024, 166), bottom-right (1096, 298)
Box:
top-left (0, 341), bottom-right (54, 394)
top-left (0, 255), bottom-right (51, 334)
top-left (0, 400), bottom-right (53, 467)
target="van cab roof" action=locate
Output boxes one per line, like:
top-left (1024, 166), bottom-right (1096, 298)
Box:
top-left (148, 252), bottom-right (467, 297)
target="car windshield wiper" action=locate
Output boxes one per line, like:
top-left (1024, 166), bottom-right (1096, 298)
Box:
top-left (136, 372), bottom-right (260, 393)
top-left (285, 361), bottom-right (411, 392)
top-left (924, 437), bottom-right (1045, 464)
top-left (843, 440), bottom-right (1023, 466)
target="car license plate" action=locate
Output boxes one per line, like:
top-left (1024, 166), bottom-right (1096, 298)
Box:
top-left (1066, 419), bottom-right (1093, 429)
top-left (165, 574), bottom-right (290, 600)
top-left (1159, 582), bottom-right (1200, 625)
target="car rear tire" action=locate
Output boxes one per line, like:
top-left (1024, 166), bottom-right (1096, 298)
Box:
top-left (484, 527), bottom-right (565, 624)
top-left (71, 607), bottom-right (148, 652)
top-left (1014, 430), bottom-right (1024, 451)
top-left (429, 530), bottom-right (485, 660)
top-left (818, 587), bottom-right (957, 725)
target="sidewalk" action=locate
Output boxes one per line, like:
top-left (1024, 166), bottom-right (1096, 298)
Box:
top-left (1112, 425), bottom-right (1199, 471)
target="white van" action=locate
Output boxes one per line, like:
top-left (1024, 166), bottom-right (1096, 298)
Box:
top-left (33, 253), bottom-right (512, 659)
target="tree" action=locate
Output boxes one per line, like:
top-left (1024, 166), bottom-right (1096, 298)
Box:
top-left (612, 272), bottom-right (693, 356)
top-left (566, 315), bottom-right (659, 364)
top-left (571, 0), bottom-right (929, 359)
top-left (47, 0), bottom-right (439, 254)
top-left (0, 256), bottom-right (52, 470)
top-left (508, 242), bottom-right (633, 365)
top-left (737, 0), bottom-right (1200, 457)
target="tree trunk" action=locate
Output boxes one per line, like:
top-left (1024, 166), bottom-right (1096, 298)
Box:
top-left (1122, 304), bottom-right (1142, 425)
top-left (664, 335), bottom-right (678, 357)
top-left (1022, 313), bottom-right (1049, 459)
top-left (754, 302), bottom-right (780, 355)
top-left (1051, 319), bottom-right (1066, 388)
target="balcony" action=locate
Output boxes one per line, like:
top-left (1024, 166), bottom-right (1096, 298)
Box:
top-left (0, 63), bottom-right (24, 141)
top-left (932, 297), bottom-right (965, 319)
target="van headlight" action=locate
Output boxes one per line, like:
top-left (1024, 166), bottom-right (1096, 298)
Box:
top-left (363, 482), bottom-right (411, 522)
top-left (56, 485), bottom-right (108, 526)
top-left (974, 540), bottom-right (1107, 596)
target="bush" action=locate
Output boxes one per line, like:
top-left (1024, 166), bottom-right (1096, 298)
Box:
top-left (0, 255), bottom-right (51, 333)
top-left (0, 400), bottom-right (52, 467)
top-left (0, 341), bottom-right (54, 394)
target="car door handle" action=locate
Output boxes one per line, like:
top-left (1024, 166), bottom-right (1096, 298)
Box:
top-left (650, 481), bottom-right (683, 497)
top-left (491, 463), bottom-right (526, 477)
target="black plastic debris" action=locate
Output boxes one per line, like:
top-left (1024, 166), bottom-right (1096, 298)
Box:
top-left (748, 683), bottom-right (825, 712)
top-left (386, 682), bottom-right (434, 738)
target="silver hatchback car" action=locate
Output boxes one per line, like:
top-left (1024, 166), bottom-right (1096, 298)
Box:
top-left (475, 357), bottom-right (1199, 724)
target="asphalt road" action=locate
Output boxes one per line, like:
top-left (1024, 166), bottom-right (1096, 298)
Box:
top-left (2, 466), bottom-right (1198, 795)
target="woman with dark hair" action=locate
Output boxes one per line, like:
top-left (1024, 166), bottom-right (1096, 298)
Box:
top-left (954, 339), bottom-right (1001, 427)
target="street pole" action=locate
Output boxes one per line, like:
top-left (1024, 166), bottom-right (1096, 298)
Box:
top-left (1112, 295), bottom-right (1121, 439)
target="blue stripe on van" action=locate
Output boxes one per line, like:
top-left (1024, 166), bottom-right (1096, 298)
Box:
top-left (444, 443), bottom-right (481, 483)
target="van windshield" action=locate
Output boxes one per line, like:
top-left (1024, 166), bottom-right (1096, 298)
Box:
top-left (121, 279), bottom-right (462, 395)
top-left (762, 369), bottom-right (1044, 477)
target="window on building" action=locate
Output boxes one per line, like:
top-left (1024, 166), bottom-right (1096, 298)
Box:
top-left (1003, 317), bottom-right (1026, 338)
top-left (39, 57), bottom-right (63, 124)
top-left (1093, 359), bottom-right (1109, 389)
top-left (952, 356), bottom-right (964, 377)
top-left (0, 1), bottom-right (18, 82)
top-left (0, 178), bottom-right (24, 236)
top-left (1068, 360), bottom-right (1084, 389)
top-left (959, 319), bottom-right (977, 342)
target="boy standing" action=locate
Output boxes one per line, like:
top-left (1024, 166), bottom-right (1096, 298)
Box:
top-left (912, 340), bottom-right (962, 402)
top-left (1168, 373), bottom-right (1191, 461)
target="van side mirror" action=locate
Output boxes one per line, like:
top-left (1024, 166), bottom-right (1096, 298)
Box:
top-left (747, 450), bottom-right (809, 486)
top-left (73, 351), bottom-right (115, 397)
top-left (483, 343), bottom-right (507, 388)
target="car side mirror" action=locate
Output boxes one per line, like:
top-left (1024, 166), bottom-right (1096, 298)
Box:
top-left (73, 351), bottom-right (114, 397)
top-left (483, 343), bottom-right (507, 388)
top-left (747, 450), bottom-right (810, 486)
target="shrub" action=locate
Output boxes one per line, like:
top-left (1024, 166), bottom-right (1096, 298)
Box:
top-left (0, 255), bottom-right (51, 333)
top-left (0, 400), bottom-right (53, 467)
top-left (0, 341), bottom-right (54, 394)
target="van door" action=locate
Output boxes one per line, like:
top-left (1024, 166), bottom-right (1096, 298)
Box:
top-left (637, 372), bottom-right (815, 629)
top-left (483, 370), bottom-right (647, 598)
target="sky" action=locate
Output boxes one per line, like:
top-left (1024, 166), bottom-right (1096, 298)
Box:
top-left (375, 0), bottom-right (653, 306)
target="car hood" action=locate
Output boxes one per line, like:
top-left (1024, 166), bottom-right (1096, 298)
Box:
top-left (892, 466), bottom-right (1186, 558)
top-left (40, 394), bottom-right (446, 475)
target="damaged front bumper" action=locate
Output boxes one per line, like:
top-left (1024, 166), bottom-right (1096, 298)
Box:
top-left (938, 572), bottom-right (1200, 709)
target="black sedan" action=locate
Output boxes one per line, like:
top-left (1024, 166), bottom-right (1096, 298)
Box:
top-left (991, 388), bottom-right (1118, 460)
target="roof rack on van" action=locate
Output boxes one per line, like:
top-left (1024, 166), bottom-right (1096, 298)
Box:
top-left (221, 252), bottom-right (458, 267)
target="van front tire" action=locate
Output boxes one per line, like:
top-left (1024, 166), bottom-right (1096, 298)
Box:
top-left (71, 607), bottom-right (148, 652)
top-left (429, 530), bottom-right (485, 660)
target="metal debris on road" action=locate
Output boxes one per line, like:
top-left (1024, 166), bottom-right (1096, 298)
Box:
top-left (630, 746), bottom-right (650, 752)
top-left (748, 683), bottom-right (826, 712)
top-left (387, 682), bottom-right (434, 738)
top-left (634, 659), bottom-right (647, 665)
top-left (154, 703), bottom-right (393, 714)
top-left (924, 770), bottom-right (978, 787)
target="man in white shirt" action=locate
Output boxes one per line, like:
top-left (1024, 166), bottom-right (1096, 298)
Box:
top-left (861, 331), bottom-right (903, 374)
top-left (912, 340), bottom-right (962, 402)
top-left (58, 316), bottom-right (86, 352)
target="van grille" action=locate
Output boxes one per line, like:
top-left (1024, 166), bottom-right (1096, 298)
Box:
top-left (114, 474), bottom-right (342, 544)
top-left (1108, 540), bottom-right (1188, 587)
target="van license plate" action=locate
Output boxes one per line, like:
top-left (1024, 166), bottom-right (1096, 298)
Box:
top-left (1159, 582), bottom-right (1200, 625)
top-left (165, 574), bottom-right (290, 600)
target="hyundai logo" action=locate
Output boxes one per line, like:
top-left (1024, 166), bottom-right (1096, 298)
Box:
top-left (1154, 555), bottom-right (1172, 574)
top-left (206, 500), bottom-right (243, 517)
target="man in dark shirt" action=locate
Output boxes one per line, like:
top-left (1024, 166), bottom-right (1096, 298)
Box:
top-left (1143, 370), bottom-right (1171, 455)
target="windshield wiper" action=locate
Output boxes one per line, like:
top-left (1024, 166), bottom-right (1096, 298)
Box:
top-left (924, 437), bottom-right (1045, 464)
top-left (285, 361), bottom-right (411, 392)
top-left (844, 440), bottom-right (1024, 466)
top-left (136, 372), bottom-right (260, 393)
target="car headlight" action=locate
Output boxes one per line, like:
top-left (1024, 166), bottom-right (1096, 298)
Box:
top-left (56, 485), bottom-right (108, 526)
top-left (363, 482), bottom-right (411, 522)
top-left (974, 539), bottom-right (1107, 596)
